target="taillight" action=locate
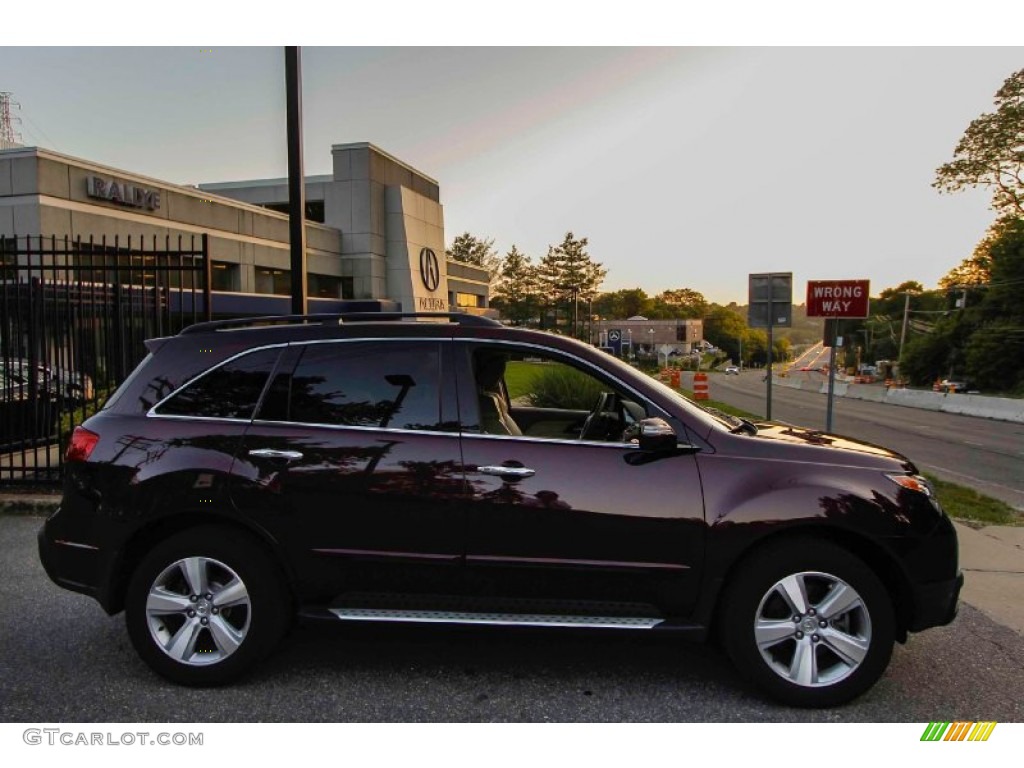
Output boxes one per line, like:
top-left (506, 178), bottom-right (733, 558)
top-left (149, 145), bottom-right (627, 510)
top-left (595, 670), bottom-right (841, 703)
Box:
top-left (65, 427), bottom-right (100, 463)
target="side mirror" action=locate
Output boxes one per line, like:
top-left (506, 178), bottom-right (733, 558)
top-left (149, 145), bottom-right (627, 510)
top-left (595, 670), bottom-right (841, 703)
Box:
top-left (637, 417), bottom-right (677, 452)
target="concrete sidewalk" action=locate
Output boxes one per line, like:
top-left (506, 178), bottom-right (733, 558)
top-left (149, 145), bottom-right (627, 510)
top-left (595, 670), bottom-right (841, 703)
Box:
top-left (3, 494), bottom-right (1021, 634)
top-left (955, 521), bottom-right (1024, 634)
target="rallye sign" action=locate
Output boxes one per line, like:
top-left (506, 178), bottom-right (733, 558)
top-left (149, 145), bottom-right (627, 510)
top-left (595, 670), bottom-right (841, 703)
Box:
top-left (86, 176), bottom-right (161, 211)
top-left (806, 279), bottom-right (870, 318)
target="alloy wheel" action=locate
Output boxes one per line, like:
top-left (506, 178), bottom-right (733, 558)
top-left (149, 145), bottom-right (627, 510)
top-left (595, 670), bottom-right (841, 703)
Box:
top-left (145, 556), bottom-right (252, 666)
top-left (753, 570), bottom-right (872, 688)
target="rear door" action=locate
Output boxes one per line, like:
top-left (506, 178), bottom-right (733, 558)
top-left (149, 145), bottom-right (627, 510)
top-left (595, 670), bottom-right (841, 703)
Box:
top-left (231, 338), bottom-right (467, 599)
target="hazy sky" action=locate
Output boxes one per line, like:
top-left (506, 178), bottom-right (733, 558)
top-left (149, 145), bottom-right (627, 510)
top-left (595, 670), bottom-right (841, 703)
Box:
top-left (1, 46), bottom-right (1021, 304)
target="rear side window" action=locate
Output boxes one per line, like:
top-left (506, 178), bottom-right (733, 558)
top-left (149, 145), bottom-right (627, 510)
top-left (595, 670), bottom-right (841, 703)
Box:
top-left (257, 341), bottom-right (442, 430)
top-left (155, 347), bottom-right (282, 420)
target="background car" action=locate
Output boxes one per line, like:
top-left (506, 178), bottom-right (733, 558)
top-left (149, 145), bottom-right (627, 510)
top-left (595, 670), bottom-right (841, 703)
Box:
top-left (724, 366), bottom-right (740, 375)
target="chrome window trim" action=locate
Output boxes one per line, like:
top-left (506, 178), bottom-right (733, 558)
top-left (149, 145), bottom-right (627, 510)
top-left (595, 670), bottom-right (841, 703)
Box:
top-left (249, 418), bottom-right (460, 439)
top-left (461, 431), bottom-right (638, 450)
top-left (146, 413), bottom-right (255, 425)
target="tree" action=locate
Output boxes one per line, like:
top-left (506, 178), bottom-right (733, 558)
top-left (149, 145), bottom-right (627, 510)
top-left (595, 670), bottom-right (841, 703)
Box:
top-left (446, 232), bottom-right (500, 279)
top-left (649, 287), bottom-right (708, 319)
top-left (490, 245), bottom-right (540, 326)
top-left (593, 288), bottom-right (650, 319)
top-left (704, 305), bottom-right (749, 363)
top-left (963, 215), bottom-right (1024, 392)
top-left (897, 217), bottom-right (1024, 390)
top-left (934, 68), bottom-right (1024, 217)
top-left (537, 232), bottom-right (606, 335)
top-left (937, 216), bottom-right (1021, 289)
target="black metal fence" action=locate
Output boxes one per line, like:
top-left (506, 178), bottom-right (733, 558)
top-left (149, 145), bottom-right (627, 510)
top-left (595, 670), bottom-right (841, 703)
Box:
top-left (1, 234), bottom-right (210, 485)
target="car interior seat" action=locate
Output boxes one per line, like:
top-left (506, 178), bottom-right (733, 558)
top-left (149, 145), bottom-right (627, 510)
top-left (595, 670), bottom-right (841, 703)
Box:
top-left (475, 354), bottom-right (522, 436)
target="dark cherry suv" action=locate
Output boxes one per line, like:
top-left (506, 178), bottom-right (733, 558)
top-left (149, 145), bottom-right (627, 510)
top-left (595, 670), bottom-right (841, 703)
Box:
top-left (39, 312), bottom-right (962, 706)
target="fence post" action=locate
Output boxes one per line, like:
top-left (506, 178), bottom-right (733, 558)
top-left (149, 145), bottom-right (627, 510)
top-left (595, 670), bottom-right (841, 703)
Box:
top-left (202, 233), bottom-right (212, 321)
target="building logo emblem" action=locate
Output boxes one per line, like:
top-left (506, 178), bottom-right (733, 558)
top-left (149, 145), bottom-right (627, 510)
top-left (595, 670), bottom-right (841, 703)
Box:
top-left (419, 248), bottom-right (440, 292)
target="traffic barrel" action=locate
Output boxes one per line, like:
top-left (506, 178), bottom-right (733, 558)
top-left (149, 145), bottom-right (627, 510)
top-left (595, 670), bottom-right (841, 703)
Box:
top-left (670, 370), bottom-right (681, 388)
top-left (693, 372), bottom-right (709, 400)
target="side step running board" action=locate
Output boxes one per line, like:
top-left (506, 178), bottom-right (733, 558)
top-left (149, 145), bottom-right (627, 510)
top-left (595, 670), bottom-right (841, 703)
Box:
top-left (328, 607), bottom-right (664, 630)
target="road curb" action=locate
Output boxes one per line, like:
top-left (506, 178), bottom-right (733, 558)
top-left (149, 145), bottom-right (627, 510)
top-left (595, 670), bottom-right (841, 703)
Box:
top-left (0, 495), bottom-right (60, 516)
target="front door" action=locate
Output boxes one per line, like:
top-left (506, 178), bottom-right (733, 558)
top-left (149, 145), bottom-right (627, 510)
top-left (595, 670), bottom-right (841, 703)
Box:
top-left (455, 342), bottom-right (706, 617)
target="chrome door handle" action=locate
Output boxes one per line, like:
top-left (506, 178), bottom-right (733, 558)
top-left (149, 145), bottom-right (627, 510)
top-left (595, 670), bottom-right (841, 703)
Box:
top-left (478, 465), bottom-right (536, 479)
top-left (248, 448), bottom-right (304, 460)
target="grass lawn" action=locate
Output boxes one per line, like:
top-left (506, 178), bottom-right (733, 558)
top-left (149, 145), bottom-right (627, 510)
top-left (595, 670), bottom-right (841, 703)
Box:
top-left (923, 474), bottom-right (1023, 527)
top-left (504, 360), bottom-right (550, 401)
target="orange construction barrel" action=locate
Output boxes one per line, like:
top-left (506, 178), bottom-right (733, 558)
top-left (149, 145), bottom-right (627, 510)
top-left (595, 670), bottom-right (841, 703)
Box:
top-left (693, 372), bottom-right (709, 400)
top-left (670, 370), bottom-right (681, 388)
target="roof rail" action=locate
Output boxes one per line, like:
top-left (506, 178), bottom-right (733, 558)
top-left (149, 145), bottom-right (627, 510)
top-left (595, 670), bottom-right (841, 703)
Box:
top-left (178, 311), bottom-right (502, 335)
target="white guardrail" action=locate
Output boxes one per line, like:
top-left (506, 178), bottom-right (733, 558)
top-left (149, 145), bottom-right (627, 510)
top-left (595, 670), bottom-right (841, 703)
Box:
top-left (773, 377), bottom-right (1024, 423)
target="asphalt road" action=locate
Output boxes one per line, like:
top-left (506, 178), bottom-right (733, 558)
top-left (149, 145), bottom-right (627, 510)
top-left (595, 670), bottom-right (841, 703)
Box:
top-left (697, 371), bottom-right (1024, 510)
top-left (2, 515), bottom-right (1022, 723)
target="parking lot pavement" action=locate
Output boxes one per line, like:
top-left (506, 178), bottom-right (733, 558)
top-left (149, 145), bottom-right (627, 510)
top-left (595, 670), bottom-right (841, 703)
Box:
top-left (3, 514), bottom-right (1024, 723)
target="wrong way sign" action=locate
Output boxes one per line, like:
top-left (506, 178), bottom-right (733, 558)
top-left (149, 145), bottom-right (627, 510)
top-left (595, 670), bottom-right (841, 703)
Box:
top-left (806, 280), bottom-right (870, 318)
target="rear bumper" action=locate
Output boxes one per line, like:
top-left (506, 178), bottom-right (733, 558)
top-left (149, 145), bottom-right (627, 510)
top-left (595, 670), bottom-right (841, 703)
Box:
top-left (908, 570), bottom-right (964, 632)
top-left (38, 520), bottom-right (101, 601)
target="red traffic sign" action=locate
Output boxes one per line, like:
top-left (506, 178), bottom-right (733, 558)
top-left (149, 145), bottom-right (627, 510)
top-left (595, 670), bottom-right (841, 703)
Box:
top-left (806, 280), bottom-right (870, 318)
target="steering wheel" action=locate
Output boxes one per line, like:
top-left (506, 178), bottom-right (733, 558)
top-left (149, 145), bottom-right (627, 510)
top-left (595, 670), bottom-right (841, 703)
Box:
top-left (579, 392), bottom-right (621, 441)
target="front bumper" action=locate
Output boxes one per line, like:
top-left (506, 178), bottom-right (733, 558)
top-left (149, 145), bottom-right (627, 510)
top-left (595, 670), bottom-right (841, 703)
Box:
top-left (908, 570), bottom-right (964, 632)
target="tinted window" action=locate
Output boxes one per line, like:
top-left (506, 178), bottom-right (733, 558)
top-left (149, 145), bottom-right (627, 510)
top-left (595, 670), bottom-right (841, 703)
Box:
top-left (258, 341), bottom-right (442, 430)
top-left (156, 347), bottom-right (282, 419)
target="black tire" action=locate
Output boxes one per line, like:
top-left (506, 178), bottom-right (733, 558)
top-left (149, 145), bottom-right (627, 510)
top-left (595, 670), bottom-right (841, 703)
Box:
top-left (125, 525), bottom-right (290, 686)
top-left (721, 537), bottom-right (894, 707)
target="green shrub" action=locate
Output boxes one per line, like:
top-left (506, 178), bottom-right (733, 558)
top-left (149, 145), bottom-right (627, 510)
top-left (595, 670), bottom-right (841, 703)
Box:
top-left (525, 363), bottom-right (607, 410)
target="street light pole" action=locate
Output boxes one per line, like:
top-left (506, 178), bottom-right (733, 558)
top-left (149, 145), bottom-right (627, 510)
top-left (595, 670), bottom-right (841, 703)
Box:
top-left (285, 46), bottom-right (307, 315)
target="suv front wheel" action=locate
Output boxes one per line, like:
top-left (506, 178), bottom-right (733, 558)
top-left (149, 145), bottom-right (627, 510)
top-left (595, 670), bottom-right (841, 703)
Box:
top-left (722, 538), bottom-right (895, 707)
top-left (125, 526), bottom-right (289, 686)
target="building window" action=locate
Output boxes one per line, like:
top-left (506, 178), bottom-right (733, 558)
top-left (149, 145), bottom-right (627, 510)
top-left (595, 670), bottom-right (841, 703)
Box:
top-left (255, 267), bottom-right (290, 295)
top-left (211, 261), bottom-right (240, 292)
top-left (307, 273), bottom-right (342, 299)
top-left (341, 277), bottom-right (354, 300)
top-left (455, 292), bottom-right (485, 308)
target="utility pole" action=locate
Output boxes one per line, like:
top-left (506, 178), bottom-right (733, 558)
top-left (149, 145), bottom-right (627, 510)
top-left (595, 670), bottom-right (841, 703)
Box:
top-left (285, 47), bottom-right (308, 315)
top-left (897, 291), bottom-right (911, 365)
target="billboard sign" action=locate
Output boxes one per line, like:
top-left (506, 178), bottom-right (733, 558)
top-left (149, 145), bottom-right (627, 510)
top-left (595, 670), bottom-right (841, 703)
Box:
top-left (807, 280), bottom-right (870, 318)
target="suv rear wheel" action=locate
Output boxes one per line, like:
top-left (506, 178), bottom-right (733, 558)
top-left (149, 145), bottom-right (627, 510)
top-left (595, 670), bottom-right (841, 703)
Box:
top-left (722, 538), bottom-right (895, 707)
top-left (125, 526), bottom-right (289, 686)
